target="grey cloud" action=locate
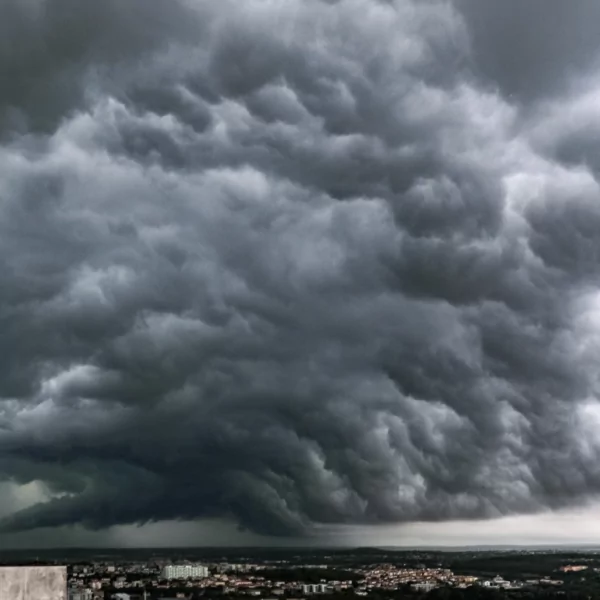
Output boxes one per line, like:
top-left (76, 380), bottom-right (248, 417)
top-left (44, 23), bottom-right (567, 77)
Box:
top-left (455, 0), bottom-right (600, 102)
top-left (1, 0), bottom-right (600, 539)
top-left (0, 0), bottom-right (201, 135)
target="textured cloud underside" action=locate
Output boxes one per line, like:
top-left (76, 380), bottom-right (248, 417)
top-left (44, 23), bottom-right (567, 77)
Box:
top-left (1, 0), bottom-right (600, 536)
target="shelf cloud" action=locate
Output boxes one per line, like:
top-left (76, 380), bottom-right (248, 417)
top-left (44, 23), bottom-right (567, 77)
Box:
top-left (2, 0), bottom-right (600, 539)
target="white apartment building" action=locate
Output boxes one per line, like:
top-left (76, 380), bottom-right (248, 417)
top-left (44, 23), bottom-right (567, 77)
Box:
top-left (161, 564), bottom-right (209, 580)
top-left (302, 584), bottom-right (328, 595)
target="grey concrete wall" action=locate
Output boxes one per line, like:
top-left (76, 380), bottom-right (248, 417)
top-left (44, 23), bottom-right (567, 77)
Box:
top-left (0, 566), bottom-right (67, 600)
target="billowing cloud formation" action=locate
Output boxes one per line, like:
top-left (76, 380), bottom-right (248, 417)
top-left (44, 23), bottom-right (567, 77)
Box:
top-left (2, 0), bottom-right (600, 538)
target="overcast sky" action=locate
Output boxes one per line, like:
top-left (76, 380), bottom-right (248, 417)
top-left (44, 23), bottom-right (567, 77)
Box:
top-left (2, 0), bottom-right (600, 548)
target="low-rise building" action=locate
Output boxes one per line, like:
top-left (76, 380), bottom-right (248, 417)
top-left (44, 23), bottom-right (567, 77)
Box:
top-left (302, 584), bottom-right (328, 594)
top-left (161, 565), bottom-right (209, 580)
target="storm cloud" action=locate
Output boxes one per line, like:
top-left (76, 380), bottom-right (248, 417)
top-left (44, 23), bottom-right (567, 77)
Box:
top-left (2, 0), bottom-right (600, 538)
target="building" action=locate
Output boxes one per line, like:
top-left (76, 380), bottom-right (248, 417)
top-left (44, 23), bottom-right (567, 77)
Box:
top-left (560, 565), bottom-right (588, 573)
top-left (161, 564), bottom-right (209, 580)
top-left (68, 590), bottom-right (93, 600)
top-left (482, 575), bottom-right (510, 589)
top-left (0, 566), bottom-right (67, 600)
top-left (302, 584), bottom-right (328, 594)
top-left (411, 582), bottom-right (437, 593)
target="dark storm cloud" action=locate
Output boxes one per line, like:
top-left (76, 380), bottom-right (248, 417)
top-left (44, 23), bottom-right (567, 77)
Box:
top-left (1, 0), bottom-right (600, 538)
top-left (455, 0), bottom-right (600, 102)
top-left (0, 0), bottom-right (202, 134)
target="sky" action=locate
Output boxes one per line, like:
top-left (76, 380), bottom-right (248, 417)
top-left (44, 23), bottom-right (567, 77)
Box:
top-left (2, 0), bottom-right (600, 548)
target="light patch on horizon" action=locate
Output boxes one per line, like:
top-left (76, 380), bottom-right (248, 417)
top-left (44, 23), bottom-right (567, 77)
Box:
top-left (344, 506), bottom-right (600, 547)
top-left (5, 508), bottom-right (600, 549)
